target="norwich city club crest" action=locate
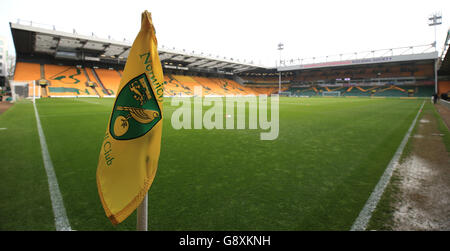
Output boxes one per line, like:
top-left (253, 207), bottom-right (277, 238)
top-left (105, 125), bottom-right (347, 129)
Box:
top-left (109, 73), bottom-right (162, 140)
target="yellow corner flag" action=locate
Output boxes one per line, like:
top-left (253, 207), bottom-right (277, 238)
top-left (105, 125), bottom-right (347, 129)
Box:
top-left (96, 10), bottom-right (164, 225)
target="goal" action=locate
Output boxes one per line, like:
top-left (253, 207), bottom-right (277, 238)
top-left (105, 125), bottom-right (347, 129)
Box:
top-left (10, 81), bottom-right (40, 102)
top-left (322, 91), bottom-right (341, 97)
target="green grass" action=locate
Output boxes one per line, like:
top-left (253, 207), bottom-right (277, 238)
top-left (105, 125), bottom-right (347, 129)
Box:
top-left (398, 102), bottom-right (425, 164)
top-left (365, 168), bottom-right (402, 231)
top-left (0, 101), bottom-right (55, 230)
top-left (0, 97), bottom-right (423, 230)
top-left (367, 101), bottom-right (449, 230)
top-left (431, 103), bottom-right (450, 152)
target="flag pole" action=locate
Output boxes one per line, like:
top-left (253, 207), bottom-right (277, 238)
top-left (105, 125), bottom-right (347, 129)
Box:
top-left (136, 193), bottom-right (148, 231)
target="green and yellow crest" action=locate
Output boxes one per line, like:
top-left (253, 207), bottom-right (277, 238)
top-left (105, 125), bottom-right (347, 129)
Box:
top-left (109, 73), bottom-right (162, 140)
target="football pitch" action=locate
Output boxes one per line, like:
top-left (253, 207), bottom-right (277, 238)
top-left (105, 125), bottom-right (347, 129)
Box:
top-left (0, 97), bottom-right (424, 230)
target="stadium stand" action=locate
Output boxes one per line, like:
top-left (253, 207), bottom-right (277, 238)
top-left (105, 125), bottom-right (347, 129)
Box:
top-left (163, 75), bottom-right (191, 96)
top-left (191, 76), bottom-right (222, 96)
top-left (81, 68), bottom-right (103, 97)
top-left (11, 60), bottom-right (264, 98)
top-left (438, 81), bottom-right (450, 97)
top-left (162, 74), bottom-right (260, 96)
top-left (212, 77), bottom-right (240, 95)
top-left (249, 87), bottom-right (280, 95)
top-left (8, 21), bottom-right (440, 99)
top-left (94, 68), bottom-right (121, 95)
top-left (12, 59), bottom-right (436, 98)
top-left (282, 59), bottom-right (437, 97)
top-left (13, 62), bottom-right (41, 82)
top-left (44, 64), bottom-right (91, 97)
top-left (172, 75), bottom-right (199, 95)
top-left (290, 87), bottom-right (317, 96)
top-left (85, 68), bottom-right (108, 96)
top-left (373, 86), bottom-right (408, 97)
top-left (223, 79), bottom-right (256, 95)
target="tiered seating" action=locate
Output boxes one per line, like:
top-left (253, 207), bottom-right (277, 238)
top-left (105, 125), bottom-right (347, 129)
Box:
top-left (291, 63), bottom-right (436, 83)
top-left (356, 86), bottom-right (368, 92)
top-left (165, 75), bottom-right (194, 96)
top-left (290, 87), bottom-right (317, 96)
top-left (163, 75), bottom-right (259, 96)
top-left (163, 76), bottom-right (182, 96)
top-left (373, 86), bottom-right (408, 97)
top-left (288, 84), bottom-right (433, 97)
top-left (222, 79), bottom-right (256, 95)
top-left (212, 78), bottom-right (244, 95)
top-left (95, 68), bottom-right (121, 95)
top-left (191, 76), bottom-right (226, 96)
top-left (84, 68), bottom-right (107, 96)
top-left (15, 61), bottom-right (436, 99)
top-left (402, 85), bottom-right (434, 97)
top-left (329, 86), bottom-right (346, 93)
top-left (45, 64), bottom-right (93, 96)
top-left (172, 75), bottom-right (196, 85)
top-left (414, 64), bottom-right (434, 77)
top-left (249, 87), bottom-right (279, 95)
top-left (14, 62), bottom-right (41, 81)
top-left (437, 81), bottom-right (450, 97)
top-left (172, 75), bottom-right (199, 95)
top-left (342, 87), bottom-right (370, 96)
top-left (416, 85), bottom-right (434, 97)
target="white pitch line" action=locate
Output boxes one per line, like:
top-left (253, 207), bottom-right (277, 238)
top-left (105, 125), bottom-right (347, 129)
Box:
top-left (350, 100), bottom-right (425, 231)
top-left (33, 101), bottom-right (72, 231)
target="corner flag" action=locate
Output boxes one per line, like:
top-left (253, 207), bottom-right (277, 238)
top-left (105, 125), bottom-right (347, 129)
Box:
top-left (96, 10), bottom-right (164, 225)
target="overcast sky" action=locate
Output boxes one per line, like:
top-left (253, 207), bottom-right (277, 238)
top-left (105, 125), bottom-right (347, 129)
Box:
top-left (0, 0), bottom-right (448, 66)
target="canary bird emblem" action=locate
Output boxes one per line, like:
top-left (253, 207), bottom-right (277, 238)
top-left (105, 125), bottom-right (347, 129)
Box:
top-left (110, 73), bottom-right (162, 140)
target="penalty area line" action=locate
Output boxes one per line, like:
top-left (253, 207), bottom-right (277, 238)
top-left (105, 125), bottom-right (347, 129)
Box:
top-left (33, 101), bottom-right (72, 231)
top-left (350, 100), bottom-right (425, 231)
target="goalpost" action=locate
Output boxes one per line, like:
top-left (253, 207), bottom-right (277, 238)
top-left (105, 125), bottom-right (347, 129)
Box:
top-left (322, 91), bottom-right (341, 97)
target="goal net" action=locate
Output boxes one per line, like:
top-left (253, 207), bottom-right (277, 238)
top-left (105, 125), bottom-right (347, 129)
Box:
top-left (322, 91), bottom-right (341, 97)
top-left (279, 91), bottom-right (292, 97)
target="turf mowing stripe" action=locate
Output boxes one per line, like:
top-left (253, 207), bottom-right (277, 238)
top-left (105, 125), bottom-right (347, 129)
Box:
top-left (73, 98), bottom-right (101, 105)
top-left (350, 101), bottom-right (425, 231)
top-left (33, 101), bottom-right (72, 231)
